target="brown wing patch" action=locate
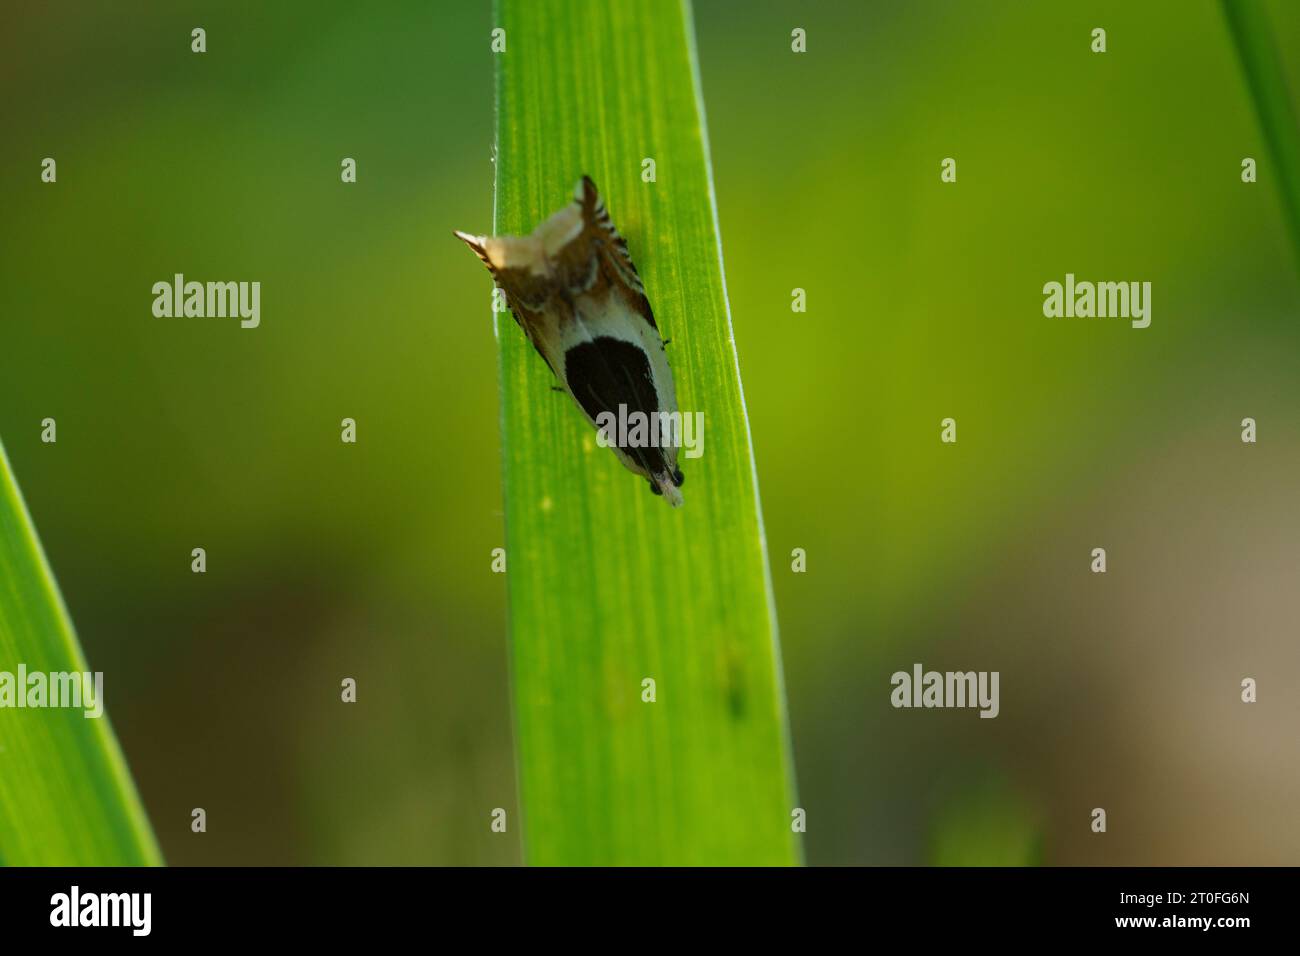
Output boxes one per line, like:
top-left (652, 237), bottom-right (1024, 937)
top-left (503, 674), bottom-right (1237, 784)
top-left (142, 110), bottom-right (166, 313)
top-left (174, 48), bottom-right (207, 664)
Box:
top-left (453, 178), bottom-right (660, 354)
top-left (453, 230), bottom-right (560, 376)
top-left (574, 177), bottom-right (659, 333)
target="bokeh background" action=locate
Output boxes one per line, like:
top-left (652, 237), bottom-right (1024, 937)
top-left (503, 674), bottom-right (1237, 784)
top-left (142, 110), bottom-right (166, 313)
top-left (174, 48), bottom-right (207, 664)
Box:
top-left (1, 0), bottom-right (1297, 865)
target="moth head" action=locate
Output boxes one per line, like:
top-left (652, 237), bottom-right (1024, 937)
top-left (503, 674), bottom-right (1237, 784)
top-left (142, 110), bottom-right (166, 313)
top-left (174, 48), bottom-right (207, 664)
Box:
top-left (454, 229), bottom-right (557, 310)
top-left (454, 227), bottom-right (569, 275)
top-left (454, 177), bottom-right (606, 302)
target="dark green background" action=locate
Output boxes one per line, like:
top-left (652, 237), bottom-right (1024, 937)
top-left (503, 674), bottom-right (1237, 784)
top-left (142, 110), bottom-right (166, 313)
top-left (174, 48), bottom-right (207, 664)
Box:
top-left (1, 0), bottom-right (1296, 864)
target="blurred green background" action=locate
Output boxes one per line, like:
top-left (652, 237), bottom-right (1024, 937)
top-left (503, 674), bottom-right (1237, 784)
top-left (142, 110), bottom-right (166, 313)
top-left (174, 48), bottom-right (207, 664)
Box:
top-left (1, 0), bottom-right (1297, 865)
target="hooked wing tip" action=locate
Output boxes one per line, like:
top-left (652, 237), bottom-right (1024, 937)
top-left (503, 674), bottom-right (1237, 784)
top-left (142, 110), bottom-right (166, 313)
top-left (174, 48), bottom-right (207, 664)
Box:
top-left (575, 175), bottom-right (598, 205)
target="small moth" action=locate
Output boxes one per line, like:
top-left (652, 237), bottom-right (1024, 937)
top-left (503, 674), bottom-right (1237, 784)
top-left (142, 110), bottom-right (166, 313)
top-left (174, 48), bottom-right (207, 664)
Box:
top-left (455, 176), bottom-right (686, 506)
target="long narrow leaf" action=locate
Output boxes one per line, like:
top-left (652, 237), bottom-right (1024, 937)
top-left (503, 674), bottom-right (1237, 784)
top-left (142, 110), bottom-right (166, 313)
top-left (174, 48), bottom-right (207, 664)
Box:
top-left (1223, 0), bottom-right (1300, 270)
top-left (489, 0), bottom-right (799, 864)
top-left (0, 439), bottom-right (160, 865)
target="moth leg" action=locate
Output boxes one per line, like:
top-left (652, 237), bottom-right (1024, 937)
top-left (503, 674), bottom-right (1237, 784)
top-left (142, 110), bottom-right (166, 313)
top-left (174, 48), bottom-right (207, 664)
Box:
top-left (648, 481), bottom-right (663, 496)
top-left (673, 468), bottom-right (685, 487)
top-left (550, 386), bottom-right (565, 393)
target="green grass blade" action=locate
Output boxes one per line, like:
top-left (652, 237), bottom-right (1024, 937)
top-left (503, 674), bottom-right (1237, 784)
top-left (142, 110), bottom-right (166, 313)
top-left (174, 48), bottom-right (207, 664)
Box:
top-left (490, 0), bottom-right (798, 864)
top-left (1223, 0), bottom-right (1300, 270)
top-left (0, 439), bottom-right (160, 865)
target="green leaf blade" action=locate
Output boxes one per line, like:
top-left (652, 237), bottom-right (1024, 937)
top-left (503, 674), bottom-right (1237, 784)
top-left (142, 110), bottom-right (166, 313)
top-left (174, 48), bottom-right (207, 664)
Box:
top-left (492, 0), bottom-right (798, 865)
top-left (1222, 0), bottom-right (1300, 273)
top-left (0, 440), bottom-right (160, 866)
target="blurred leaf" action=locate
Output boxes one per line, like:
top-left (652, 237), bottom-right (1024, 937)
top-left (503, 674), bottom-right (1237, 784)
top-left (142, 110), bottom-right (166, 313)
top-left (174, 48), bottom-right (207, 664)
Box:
top-left (0, 439), bottom-right (160, 865)
top-left (1223, 0), bottom-right (1300, 271)
top-left (929, 775), bottom-right (1042, 867)
top-left (487, 0), bottom-right (798, 863)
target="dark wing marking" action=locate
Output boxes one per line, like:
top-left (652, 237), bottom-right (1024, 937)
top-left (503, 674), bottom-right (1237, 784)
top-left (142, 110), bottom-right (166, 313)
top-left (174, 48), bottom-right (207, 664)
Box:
top-left (564, 335), bottom-right (672, 480)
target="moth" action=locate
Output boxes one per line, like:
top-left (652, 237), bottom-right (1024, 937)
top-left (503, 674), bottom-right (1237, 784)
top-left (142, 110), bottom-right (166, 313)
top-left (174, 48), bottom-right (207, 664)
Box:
top-left (455, 176), bottom-right (686, 506)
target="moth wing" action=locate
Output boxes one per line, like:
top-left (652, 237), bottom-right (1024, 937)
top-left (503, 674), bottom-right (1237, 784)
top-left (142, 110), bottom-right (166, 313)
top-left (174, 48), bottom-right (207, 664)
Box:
top-left (569, 177), bottom-right (660, 333)
top-left (510, 306), bottom-right (561, 377)
top-left (453, 229), bottom-right (562, 376)
top-left (562, 330), bottom-right (677, 485)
